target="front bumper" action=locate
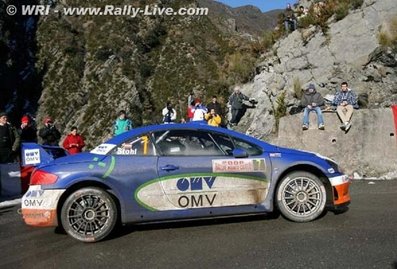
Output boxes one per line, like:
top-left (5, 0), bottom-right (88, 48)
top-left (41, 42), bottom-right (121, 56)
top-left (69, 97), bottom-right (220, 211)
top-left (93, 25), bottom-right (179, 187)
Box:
top-left (21, 185), bottom-right (65, 227)
top-left (329, 175), bottom-right (351, 206)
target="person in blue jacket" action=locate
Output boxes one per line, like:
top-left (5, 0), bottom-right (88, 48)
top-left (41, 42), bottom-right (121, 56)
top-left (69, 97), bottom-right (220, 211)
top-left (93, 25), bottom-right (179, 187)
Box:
top-left (113, 110), bottom-right (133, 136)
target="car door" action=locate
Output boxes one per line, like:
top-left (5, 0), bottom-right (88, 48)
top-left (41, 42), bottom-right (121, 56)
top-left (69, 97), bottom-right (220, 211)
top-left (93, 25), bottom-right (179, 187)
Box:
top-left (106, 134), bottom-right (161, 222)
top-left (140, 129), bottom-right (271, 217)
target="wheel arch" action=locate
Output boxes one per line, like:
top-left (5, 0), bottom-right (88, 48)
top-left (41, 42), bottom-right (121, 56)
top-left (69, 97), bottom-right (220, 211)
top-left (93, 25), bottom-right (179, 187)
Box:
top-left (273, 164), bottom-right (333, 206)
top-left (56, 180), bottom-right (123, 229)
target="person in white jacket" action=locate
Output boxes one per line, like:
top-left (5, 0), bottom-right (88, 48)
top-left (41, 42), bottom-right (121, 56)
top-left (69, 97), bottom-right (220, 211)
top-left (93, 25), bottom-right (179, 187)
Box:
top-left (191, 99), bottom-right (208, 122)
top-left (162, 102), bottom-right (177, 124)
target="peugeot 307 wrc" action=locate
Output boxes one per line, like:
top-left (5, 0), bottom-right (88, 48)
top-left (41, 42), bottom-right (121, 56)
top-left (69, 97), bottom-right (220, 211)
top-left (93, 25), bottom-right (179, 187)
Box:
top-left (21, 124), bottom-right (350, 242)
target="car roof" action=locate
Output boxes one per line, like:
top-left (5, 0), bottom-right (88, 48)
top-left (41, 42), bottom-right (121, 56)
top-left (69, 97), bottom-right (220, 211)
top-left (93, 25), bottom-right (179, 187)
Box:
top-left (105, 123), bottom-right (272, 149)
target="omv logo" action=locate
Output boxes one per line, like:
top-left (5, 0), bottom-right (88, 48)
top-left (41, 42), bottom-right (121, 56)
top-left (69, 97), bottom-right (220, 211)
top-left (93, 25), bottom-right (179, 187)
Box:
top-left (176, 176), bottom-right (216, 192)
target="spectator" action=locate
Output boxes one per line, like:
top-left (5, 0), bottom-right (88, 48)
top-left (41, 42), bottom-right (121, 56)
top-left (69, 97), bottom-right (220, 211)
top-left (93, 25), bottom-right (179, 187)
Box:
top-left (39, 116), bottom-right (61, 146)
top-left (297, 5), bottom-right (308, 19)
top-left (62, 126), bottom-right (85, 154)
top-left (114, 110), bottom-right (133, 136)
top-left (20, 115), bottom-right (37, 143)
top-left (0, 112), bottom-right (20, 163)
top-left (284, 3), bottom-right (297, 32)
top-left (301, 83), bottom-right (325, 130)
top-left (228, 86), bottom-right (249, 126)
top-left (205, 109), bottom-right (222, 127)
top-left (162, 102), bottom-right (177, 124)
top-left (207, 95), bottom-right (223, 116)
top-left (187, 101), bottom-right (195, 122)
top-left (191, 98), bottom-right (208, 122)
top-left (188, 92), bottom-right (195, 107)
top-left (332, 82), bottom-right (359, 132)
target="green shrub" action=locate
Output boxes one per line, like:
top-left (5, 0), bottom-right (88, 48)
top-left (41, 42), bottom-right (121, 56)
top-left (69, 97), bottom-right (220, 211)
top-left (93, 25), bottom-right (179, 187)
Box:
top-left (225, 52), bottom-right (256, 83)
top-left (274, 91), bottom-right (287, 130)
top-left (335, 2), bottom-right (349, 21)
top-left (350, 0), bottom-right (364, 9)
top-left (293, 78), bottom-right (303, 99)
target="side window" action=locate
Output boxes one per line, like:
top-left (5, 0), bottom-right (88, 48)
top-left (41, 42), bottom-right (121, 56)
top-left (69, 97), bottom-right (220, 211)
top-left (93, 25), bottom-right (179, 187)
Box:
top-left (111, 134), bottom-right (156, 156)
top-left (153, 130), bottom-right (225, 156)
top-left (209, 133), bottom-right (234, 156)
top-left (232, 137), bottom-right (263, 156)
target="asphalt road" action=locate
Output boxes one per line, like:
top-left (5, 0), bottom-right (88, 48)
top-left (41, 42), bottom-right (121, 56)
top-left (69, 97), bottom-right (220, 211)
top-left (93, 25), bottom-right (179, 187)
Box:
top-left (1, 180), bottom-right (396, 269)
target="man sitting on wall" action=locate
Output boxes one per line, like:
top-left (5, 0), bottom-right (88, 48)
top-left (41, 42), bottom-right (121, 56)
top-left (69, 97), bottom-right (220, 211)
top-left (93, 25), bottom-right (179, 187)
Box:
top-left (332, 82), bottom-right (359, 132)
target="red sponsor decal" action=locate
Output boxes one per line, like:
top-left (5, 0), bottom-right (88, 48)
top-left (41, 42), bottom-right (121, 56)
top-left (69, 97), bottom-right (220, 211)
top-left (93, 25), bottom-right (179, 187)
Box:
top-left (22, 209), bottom-right (58, 227)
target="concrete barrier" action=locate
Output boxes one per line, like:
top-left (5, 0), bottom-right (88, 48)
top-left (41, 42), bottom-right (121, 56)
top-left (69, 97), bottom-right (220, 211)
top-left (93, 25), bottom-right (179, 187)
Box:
top-left (274, 108), bottom-right (397, 177)
top-left (0, 163), bottom-right (22, 198)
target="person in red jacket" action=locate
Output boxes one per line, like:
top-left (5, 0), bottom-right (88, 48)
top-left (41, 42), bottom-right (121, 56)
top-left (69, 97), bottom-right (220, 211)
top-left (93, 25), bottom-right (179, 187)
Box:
top-left (62, 126), bottom-right (85, 154)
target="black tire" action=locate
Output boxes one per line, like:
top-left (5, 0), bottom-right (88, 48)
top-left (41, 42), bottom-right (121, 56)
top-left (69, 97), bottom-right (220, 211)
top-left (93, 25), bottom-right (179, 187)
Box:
top-left (276, 171), bottom-right (326, 222)
top-left (61, 187), bottom-right (118, 243)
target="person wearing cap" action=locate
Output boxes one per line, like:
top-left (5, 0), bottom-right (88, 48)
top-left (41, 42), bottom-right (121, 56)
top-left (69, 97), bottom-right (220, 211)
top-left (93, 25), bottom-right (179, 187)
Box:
top-left (62, 126), bottom-right (85, 154)
top-left (300, 83), bottom-right (325, 130)
top-left (0, 112), bottom-right (20, 163)
top-left (39, 116), bottom-right (61, 146)
top-left (332, 82), bottom-right (359, 132)
top-left (113, 110), bottom-right (133, 136)
top-left (20, 115), bottom-right (37, 143)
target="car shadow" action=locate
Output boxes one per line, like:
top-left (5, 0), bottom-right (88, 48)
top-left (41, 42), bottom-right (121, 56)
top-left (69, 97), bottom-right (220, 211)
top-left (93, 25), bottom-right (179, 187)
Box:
top-left (331, 206), bottom-right (350, 215)
top-left (107, 211), bottom-right (281, 241)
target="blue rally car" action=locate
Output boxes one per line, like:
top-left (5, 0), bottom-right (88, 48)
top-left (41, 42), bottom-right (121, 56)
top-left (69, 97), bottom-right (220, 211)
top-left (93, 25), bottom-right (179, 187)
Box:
top-left (21, 124), bottom-right (350, 242)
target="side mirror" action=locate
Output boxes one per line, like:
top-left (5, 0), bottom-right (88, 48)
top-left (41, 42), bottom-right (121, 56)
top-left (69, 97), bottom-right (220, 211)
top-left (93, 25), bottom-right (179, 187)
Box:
top-left (232, 148), bottom-right (248, 158)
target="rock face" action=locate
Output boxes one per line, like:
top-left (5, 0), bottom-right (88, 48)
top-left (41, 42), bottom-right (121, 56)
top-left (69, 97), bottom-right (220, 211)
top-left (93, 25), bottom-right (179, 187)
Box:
top-left (275, 108), bottom-right (397, 178)
top-left (197, 0), bottom-right (281, 37)
top-left (238, 0), bottom-right (397, 141)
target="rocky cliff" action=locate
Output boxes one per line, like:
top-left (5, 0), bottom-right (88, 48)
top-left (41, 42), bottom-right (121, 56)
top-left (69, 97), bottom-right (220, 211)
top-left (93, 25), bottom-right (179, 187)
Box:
top-left (237, 0), bottom-right (397, 140)
top-left (233, 0), bottom-right (397, 177)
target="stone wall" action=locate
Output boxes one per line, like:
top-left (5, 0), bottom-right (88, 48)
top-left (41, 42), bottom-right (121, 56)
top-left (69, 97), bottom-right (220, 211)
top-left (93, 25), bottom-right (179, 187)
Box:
top-left (273, 108), bottom-right (397, 178)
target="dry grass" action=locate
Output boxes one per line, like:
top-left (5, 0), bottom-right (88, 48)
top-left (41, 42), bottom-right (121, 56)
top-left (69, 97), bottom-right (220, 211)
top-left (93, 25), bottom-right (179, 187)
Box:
top-left (378, 17), bottom-right (397, 48)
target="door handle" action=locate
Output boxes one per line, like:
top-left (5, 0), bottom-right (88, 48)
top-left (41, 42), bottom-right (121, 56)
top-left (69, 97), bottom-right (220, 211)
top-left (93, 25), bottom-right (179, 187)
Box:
top-left (160, 165), bottom-right (179, 171)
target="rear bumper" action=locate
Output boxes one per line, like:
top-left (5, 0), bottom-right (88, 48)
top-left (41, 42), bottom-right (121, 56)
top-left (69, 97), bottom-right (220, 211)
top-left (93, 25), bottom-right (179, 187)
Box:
top-left (328, 175), bottom-right (351, 206)
top-left (21, 186), bottom-right (65, 227)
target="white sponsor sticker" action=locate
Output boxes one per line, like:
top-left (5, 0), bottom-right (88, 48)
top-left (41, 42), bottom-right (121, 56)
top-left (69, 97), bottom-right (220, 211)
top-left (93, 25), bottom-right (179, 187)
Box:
top-left (90, 143), bottom-right (117, 155)
top-left (212, 159), bottom-right (266, 173)
top-left (329, 175), bottom-right (349, 186)
top-left (21, 186), bottom-right (65, 210)
top-left (136, 175), bottom-right (269, 211)
top-left (24, 149), bottom-right (41, 165)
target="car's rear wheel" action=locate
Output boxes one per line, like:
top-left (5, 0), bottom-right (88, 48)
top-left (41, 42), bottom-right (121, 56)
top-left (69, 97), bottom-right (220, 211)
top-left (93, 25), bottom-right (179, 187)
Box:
top-left (61, 187), bottom-right (117, 243)
top-left (276, 171), bottom-right (326, 222)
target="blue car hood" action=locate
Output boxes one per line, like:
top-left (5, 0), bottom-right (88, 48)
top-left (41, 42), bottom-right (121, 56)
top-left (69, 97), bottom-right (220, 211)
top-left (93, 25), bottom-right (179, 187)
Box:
top-left (274, 146), bottom-right (316, 158)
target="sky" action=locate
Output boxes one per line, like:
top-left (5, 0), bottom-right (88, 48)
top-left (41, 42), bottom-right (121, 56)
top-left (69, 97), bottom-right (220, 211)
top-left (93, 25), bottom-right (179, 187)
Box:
top-left (215, 0), bottom-right (299, 12)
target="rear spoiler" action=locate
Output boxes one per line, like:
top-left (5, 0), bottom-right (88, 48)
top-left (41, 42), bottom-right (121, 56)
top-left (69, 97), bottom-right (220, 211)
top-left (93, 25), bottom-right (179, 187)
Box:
top-left (21, 143), bottom-right (69, 167)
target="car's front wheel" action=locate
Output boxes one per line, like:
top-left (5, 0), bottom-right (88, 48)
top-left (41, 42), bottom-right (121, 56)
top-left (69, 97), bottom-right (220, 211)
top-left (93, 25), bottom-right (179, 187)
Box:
top-left (61, 187), bottom-right (118, 243)
top-left (276, 171), bottom-right (327, 222)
